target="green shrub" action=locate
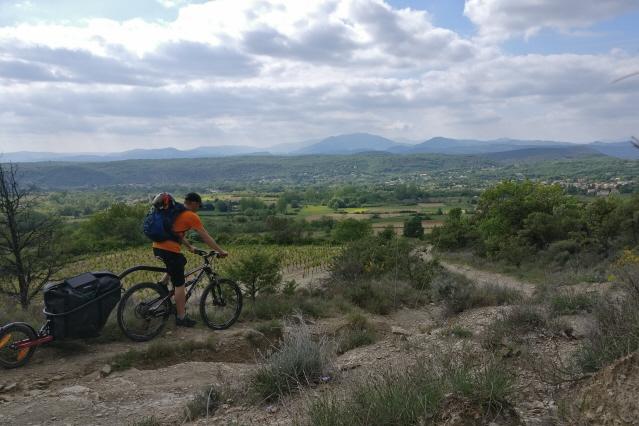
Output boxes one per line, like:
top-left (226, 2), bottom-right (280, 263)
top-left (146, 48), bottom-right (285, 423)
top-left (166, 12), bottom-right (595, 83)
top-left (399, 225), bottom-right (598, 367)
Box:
top-left (482, 305), bottom-right (547, 350)
top-left (432, 272), bottom-right (522, 315)
top-left (111, 338), bottom-right (217, 371)
top-left (446, 358), bottom-right (514, 412)
top-left (446, 325), bottom-right (473, 339)
top-left (227, 251), bottom-right (281, 304)
top-left (403, 215), bottom-right (424, 238)
top-left (254, 319), bottom-right (284, 342)
top-left (308, 363), bottom-right (445, 426)
top-left (130, 416), bottom-right (162, 426)
top-left (338, 277), bottom-right (424, 315)
top-left (242, 292), bottom-right (334, 321)
top-left (0, 295), bottom-right (43, 326)
top-left (576, 294), bottom-right (639, 372)
top-left (252, 322), bottom-right (334, 401)
top-left (337, 313), bottom-right (377, 354)
top-left (332, 219), bottom-right (373, 243)
top-left (183, 386), bottom-right (222, 421)
top-left (549, 291), bottom-right (597, 315)
top-left (306, 356), bottom-right (513, 425)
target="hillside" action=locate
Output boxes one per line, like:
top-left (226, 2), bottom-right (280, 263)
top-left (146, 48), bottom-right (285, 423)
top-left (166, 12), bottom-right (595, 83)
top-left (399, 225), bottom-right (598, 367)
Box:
top-left (14, 150), bottom-right (639, 189)
top-left (6, 135), bottom-right (638, 162)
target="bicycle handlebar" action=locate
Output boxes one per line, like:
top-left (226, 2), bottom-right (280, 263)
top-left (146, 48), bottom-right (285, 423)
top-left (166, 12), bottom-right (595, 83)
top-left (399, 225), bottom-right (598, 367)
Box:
top-left (193, 249), bottom-right (222, 258)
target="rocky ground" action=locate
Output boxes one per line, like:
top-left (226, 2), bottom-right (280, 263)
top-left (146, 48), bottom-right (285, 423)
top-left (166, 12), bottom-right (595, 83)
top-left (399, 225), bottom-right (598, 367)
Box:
top-left (1, 260), bottom-right (636, 426)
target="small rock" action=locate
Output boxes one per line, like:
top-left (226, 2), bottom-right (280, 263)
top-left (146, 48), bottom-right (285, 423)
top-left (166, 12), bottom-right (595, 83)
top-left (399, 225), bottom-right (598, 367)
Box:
top-left (59, 385), bottom-right (91, 395)
top-left (100, 364), bottom-right (112, 378)
top-left (391, 326), bottom-right (411, 336)
top-left (266, 405), bottom-right (278, 414)
top-left (0, 395), bottom-right (11, 403)
top-left (83, 371), bottom-right (101, 381)
top-left (51, 375), bottom-right (63, 382)
top-left (2, 383), bottom-right (18, 393)
top-left (31, 380), bottom-right (48, 389)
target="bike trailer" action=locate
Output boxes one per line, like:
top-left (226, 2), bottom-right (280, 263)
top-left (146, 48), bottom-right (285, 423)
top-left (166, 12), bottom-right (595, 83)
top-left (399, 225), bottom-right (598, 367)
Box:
top-left (43, 272), bottom-right (122, 339)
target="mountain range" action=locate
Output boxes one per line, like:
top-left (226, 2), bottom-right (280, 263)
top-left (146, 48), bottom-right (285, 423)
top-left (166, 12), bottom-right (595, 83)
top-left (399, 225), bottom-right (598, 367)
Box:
top-left (3, 133), bottom-right (638, 162)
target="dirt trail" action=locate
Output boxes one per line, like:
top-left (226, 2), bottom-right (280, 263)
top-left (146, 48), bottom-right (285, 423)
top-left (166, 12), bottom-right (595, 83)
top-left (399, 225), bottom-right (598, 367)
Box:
top-left (0, 256), bottom-right (595, 426)
top-left (440, 260), bottom-right (536, 298)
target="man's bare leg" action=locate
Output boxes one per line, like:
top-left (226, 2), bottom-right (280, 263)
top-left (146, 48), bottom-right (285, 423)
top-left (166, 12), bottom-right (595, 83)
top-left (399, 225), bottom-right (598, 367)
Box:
top-left (174, 285), bottom-right (186, 318)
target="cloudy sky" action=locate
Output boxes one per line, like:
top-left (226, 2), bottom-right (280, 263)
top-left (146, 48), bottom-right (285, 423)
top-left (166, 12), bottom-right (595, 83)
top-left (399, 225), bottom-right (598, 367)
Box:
top-left (1, 0), bottom-right (638, 152)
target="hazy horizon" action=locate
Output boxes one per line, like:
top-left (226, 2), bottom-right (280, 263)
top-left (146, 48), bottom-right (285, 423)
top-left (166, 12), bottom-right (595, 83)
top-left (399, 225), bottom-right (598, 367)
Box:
top-left (1, 0), bottom-right (638, 153)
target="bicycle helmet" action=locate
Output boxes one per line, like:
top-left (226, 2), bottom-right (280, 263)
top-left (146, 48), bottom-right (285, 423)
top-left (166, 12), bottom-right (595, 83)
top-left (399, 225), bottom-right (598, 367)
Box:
top-left (152, 192), bottom-right (176, 210)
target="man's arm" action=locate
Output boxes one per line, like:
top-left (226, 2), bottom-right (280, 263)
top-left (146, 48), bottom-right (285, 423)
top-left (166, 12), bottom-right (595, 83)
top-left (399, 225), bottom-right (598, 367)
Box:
top-left (194, 228), bottom-right (228, 256)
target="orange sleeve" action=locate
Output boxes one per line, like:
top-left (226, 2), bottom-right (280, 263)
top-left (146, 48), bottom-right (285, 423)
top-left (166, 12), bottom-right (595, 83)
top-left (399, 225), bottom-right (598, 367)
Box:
top-left (187, 211), bottom-right (204, 231)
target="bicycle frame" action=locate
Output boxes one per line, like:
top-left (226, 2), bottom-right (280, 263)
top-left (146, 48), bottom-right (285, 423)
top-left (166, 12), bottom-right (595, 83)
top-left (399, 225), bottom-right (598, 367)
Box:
top-left (120, 253), bottom-right (221, 311)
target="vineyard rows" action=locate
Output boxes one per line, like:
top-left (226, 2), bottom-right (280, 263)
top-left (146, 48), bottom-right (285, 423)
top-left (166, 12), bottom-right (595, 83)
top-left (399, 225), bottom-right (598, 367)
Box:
top-left (59, 244), bottom-right (342, 286)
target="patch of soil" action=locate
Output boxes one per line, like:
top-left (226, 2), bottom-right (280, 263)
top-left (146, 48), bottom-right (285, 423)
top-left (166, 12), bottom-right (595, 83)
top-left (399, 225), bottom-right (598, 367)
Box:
top-left (565, 351), bottom-right (639, 425)
top-left (437, 395), bottom-right (522, 426)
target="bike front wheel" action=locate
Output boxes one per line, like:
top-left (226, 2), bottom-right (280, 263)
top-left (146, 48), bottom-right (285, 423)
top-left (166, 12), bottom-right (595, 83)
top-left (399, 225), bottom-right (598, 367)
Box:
top-left (118, 282), bottom-right (171, 342)
top-left (199, 278), bottom-right (243, 330)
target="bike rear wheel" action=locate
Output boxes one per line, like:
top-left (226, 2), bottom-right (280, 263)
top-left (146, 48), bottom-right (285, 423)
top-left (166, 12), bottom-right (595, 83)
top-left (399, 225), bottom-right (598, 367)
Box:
top-left (0, 323), bottom-right (37, 369)
top-left (199, 278), bottom-right (243, 330)
top-left (118, 282), bottom-right (171, 342)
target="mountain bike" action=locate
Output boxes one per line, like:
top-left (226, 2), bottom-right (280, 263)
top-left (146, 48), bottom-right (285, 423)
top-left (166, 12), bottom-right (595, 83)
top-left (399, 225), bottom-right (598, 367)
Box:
top-left (117, 250), bottom-right (242, 342)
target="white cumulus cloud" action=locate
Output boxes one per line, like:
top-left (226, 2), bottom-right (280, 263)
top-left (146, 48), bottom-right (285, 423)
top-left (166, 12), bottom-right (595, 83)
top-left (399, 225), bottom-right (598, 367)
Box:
top-left (464, 0), bottom-right (639, 41)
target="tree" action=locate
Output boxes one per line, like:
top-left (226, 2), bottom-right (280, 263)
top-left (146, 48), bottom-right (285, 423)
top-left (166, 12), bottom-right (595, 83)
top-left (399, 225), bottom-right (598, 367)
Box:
top-left (403, 215), bottom-right (424, 238)
top-left (0, 163), bottom-right (66, 309)
top-left (227, 251), bottom-right (281, 304)
top-left (76, 202), bottom-right (147, 251)
top-left (332, 218), bottom-right (373, 242)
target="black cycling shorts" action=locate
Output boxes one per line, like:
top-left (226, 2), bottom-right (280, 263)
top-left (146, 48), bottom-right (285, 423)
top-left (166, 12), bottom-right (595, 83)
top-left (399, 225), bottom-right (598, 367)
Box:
top-left (153, 248), bottom-right (187, 287)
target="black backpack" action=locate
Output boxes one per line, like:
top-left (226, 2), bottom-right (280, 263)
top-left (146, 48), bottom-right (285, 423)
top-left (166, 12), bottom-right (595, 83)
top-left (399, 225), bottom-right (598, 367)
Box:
top-left (142, 193), bottom-right (187, 242)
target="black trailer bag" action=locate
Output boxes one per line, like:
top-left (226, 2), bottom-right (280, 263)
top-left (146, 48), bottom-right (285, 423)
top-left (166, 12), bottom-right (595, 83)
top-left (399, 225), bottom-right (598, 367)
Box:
top-left (43, 272), bottom-right (121, 339)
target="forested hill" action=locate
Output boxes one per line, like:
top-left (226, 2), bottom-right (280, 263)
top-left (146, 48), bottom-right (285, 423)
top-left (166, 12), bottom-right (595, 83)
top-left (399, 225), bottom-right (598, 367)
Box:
top-left (12, 151), bottom-right (637, 189)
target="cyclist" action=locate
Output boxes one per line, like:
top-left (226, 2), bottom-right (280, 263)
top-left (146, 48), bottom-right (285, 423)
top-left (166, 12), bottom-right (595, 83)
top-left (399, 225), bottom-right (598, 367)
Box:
top-left (153, 192), bottom-right (228, 327)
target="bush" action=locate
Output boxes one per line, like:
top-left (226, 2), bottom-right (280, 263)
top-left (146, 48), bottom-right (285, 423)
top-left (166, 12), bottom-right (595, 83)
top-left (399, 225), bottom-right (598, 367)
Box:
top-left (337, 312), bottom-right (377, 354)
top-left (183, 386), bottom-right (222, 421)
top-left (241, 292), bottom-right (334, 321)
top-left (548, 291), bottom-right (597, 315)
top-left (73, 203), bottom-right (147, 252)
top-left (338, 277), bottom-right (425, 315)
top-left (254, 319), bottom-right (284, 342)
top-left (403, 215), bottom-right (424, 238)
top-left (110, 338), bottom-right (217, 371)
top-left (306, 355), bottom-right (513, 425)
top-left (445, 357), bottom-right (514, 412)
top-left (252, 321), bottom-right (334, 401)
top-left (446, 325), bottom-right (473, 339)
top-left (482, 305), bottom-right (547, 350)
top-left (227, 251), bottom-right (282, 304)
top-left (576, 294), bottom-right (639, 372)
top-left (0, 295), bottom-right (43, 326)
top-left (431, 272), bottom-right (522, 315)
top-left (332, 218), bottom-right (373, 243)
top-left (331, 235), bottom-right (438, 287)
top-left (308, 363), bottom-right (445, 426)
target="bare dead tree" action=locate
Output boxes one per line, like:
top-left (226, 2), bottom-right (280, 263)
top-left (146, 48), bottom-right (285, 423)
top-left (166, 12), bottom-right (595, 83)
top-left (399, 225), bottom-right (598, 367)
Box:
top-left (0, 163), bottom-right (65, 309)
